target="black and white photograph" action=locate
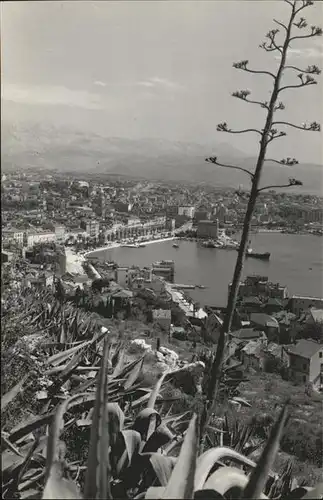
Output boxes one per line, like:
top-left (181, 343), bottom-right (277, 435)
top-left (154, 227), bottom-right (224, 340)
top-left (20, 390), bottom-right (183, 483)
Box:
top-left (1, 1), bottom-right (323, 498)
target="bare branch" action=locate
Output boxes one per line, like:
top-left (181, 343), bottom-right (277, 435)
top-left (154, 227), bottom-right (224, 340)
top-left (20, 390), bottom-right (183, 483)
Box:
top-left (257, 179), bottom-right (303, 194)
top-left (290, 25), bottom-right (323, 41)
top-left (205, 156), bottom-right (254, 179)
top-left (232, 90), bottom-right (269, 110)
top-left (265, 128), bottom-right (287, 144)
top-left (295, 1), bottom-right (315, 15)
top-left (283, 0), bottom-right (294, 7)
top-left (278, 77), bottom-right (317, 93)
top-left (273, 19), bottom-right (288, 32)
top-left (217, 122), bottom-right (263, 136)
top-left (233, 60), bottom-right (275, 79)
top-left (259, 42), bottom-right (282, 53)
top-left (264, 157), bottom-right (299, 166)
top-left (272, 120), bottom-right (321, 132)
top-left (284, 64), bottom-right (321, 75)
top-left (266, 29), bottom-right (283, 53)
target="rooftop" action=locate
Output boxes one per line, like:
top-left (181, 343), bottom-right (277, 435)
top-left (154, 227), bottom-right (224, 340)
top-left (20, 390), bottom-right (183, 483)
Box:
top-left (230, 328), bottom-right (265, 340)
top-left (287, 339), bottom-right (322, 359)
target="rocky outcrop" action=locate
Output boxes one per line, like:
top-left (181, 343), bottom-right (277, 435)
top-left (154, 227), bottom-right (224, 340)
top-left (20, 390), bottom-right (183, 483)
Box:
top-left (129, 338), bottom-right (205, 395)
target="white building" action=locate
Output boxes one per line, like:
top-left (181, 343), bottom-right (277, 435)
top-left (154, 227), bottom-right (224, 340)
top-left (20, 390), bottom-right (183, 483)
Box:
top-left (178, 206), bottom-right (195, 218)
top-left (24, 231), bottom-right (57, 248)
top-left (2, 228), bottom-right (25, 246)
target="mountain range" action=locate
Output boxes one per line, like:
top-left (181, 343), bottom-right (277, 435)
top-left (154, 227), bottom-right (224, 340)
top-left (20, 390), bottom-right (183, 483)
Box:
top-left (2, 123), bottom-right (322, 195)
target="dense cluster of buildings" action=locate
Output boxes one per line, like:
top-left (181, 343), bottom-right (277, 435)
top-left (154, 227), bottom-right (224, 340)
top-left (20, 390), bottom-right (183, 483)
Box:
top-left (2, 170), bottom-right (323, 392)
top-left (2, 171), bottom-right (322, 253)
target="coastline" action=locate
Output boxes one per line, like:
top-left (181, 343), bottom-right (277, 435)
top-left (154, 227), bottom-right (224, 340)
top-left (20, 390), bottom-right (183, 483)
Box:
top-left (83, 236), bottom-right (177, 258)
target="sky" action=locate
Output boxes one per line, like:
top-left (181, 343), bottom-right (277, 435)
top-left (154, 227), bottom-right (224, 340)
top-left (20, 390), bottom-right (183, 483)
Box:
top-left (2, 0), bottom-right (323, 163)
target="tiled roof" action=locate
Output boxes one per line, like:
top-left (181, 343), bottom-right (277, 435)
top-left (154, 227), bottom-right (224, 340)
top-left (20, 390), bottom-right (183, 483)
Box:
top-left (251, 313), bottom-right (279, 328)
top-left (230, 328), bottom-right (265, 340)
top-left (287, 339), bottom-right (322, 359)
top-left (242, 340), bottom-right (263, 357)
top-left (242, 296), bottom-right (262, 305)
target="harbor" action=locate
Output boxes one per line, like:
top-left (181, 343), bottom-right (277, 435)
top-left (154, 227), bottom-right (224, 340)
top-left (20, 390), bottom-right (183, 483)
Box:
top-left (88, 232), bottom-right (323, 307)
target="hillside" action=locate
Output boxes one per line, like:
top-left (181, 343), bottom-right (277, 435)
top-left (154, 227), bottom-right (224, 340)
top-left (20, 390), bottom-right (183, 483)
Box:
top-left (2, 123), bottom-right (322, 195)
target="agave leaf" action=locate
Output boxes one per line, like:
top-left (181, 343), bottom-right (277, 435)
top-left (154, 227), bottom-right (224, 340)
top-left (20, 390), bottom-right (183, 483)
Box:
top-left (45, 393), bottom-right (90, 479)
top-left (162, 411), bottom-right (191, 426)
top-left (111, 346), bottom-right (126, 378)
top-left (9, 413), bottom-right (55, 444)
top-left (46, 340), bottom-right (92, 367)
top-left (133, 408), bottom-right (162, 441)
top-left (1, 374), bottom-right (29, 412)
top-left (242, 401), bottom-right (289, 499)
top-left (46, 328), bottom-right (107, 367)
top-left (149, 454), bottom-right (177, 486)
top-left (194, 447), bottom-right (259, 492)
top-left (164, 436), bottom-right (184, 456)
top-left (9, 394), bottom-right (97, 443)
top-left (147, 370), bottom-right (170, 410)
top-left (162, 414), bottom-right (199, 499)
top-left (84, 339), bottom-right (112, 499)
top-left (19, 488), bottom-right (40, 499)
top-left (142, 424), bottom-right (175, 453)
top-left (300, 484), bottom-right (323, 499)
top-left (202, 466), bottom-right (267, 498)
top-left (194, 490), bottom-right (225, 499)
top-left (1, 432), bottom-right (24, 456)
top-left (118, 355), bottom-right (146, 380)
top-left (2, 451), bottom-right (26, 474)
top-left (145, 486), bottom-right (166, 499)
top-left (42, 462), bottom-right (82, 499)
top-left (121, 429), bottom-right (142, 462)
top-left (113, 429), bottom-right (142, 476)
top-left (56, 348), bottom-right (86, 387)
top-left (17, 435), bottom-right (42, 489)
top-left (124, 357), bottom-right (145, 390)
top-left (231, 397), bottom-right (251, 408)
top-left (19, 470), bottom-right (46, 493)
top-left (132, 390), bottom-right (158, 408)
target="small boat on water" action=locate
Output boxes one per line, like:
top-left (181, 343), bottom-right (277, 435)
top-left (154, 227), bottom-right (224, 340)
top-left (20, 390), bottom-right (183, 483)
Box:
top-left (239, 241), bottom-right (271, 260)
top-left (245, 250), bottom-right (271, 261)
top-left (195, 284), bottom-right (206, 289)
top-left (173, 243), bottom-right (180, 248)
top-left (202, 240), bottom-right (223, 248)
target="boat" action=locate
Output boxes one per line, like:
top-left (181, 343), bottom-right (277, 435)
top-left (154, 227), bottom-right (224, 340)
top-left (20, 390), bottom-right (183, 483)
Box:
top-left (245, 248), bottom-right (271, 260)
top-left (237, 240), bottom-right (271, 260)
top-left (195, 284), bottom-right (206, 289)
top-left (173, 243), bottom-right (180, 248)
top-left (202, 240), bottom-right (223, 248)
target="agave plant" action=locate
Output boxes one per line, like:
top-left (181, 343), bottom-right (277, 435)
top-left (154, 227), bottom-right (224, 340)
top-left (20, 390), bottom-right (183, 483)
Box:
top-left (3, 337), bottom-right (322, 500)
top-left (1, 334), bottom-right (189, 499)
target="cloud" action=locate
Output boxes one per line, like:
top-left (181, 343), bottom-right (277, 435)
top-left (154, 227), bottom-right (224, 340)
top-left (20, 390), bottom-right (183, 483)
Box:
top-left (2, 83), bottom-right (103, 109)
top-left (136, 77), bottom-right (183, 90)
top-left (94, 80), bottom-right (107, 87)
top-left (286, 46), bottom-right (323, 59)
